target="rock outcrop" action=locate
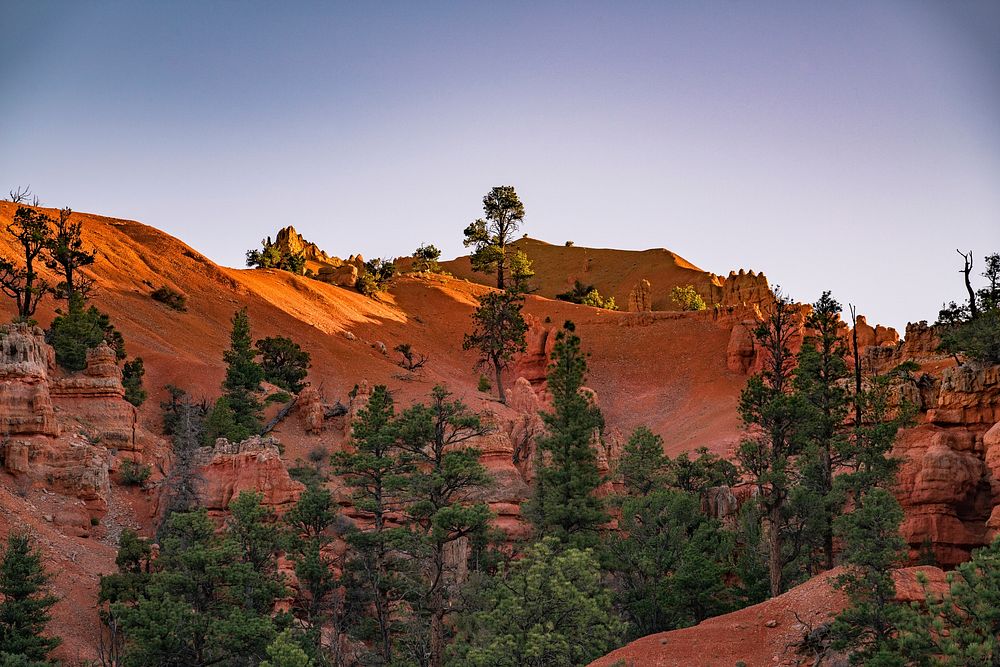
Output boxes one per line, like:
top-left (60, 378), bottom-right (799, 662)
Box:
top-left (710, 269), bottom-right (775, 310)
top-left (513, 315), bottom-right (556, 386)
top-left (51, 341), bottom-right (143, 451)
top-left (195, 436), bottom-right (304, 513)
top-left (0, 323), bottom-right (59, 437)
top-left (272, 226), bottom-right (366, 287)
top-left (627, 279), bottom-right (652, 312)
top-left (894, 362), bottom-right (1000, 565)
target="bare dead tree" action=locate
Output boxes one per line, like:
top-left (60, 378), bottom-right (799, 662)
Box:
top-left (848, 304), bottom-right (862, 429)
top-left (394, 343), bottom-right (428, 371)
top-left (957, 249), bottom-right (980, 320)
top-left (7, 185), bottom-right (32, 204)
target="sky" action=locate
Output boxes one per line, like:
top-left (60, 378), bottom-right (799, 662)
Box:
top-left (1, 1), bottom-right (998, 331)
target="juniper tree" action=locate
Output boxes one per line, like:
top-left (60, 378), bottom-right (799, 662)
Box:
top-left (0, 533), bottom-right (60, 663)
top-left (462, 290), bottom-right (528, 404)
top-left (395, 385), bottom-right (493, 667)
top-left (256, 335), bottom-right (310, 393)
top-left (46, 299), bottom-right (126, 371)
top-left (527, 321), bottom-right (608, 549)
top-left (462, 186), bottom-right (525, 290)
top-left (736, 291), bottom-right (804, 597)
top-left (46, 207), bottom-right (96, 306)
top-left (0, 207), bottom-right (53, 321)
top-left (412, 243), bottom-right (441, 273)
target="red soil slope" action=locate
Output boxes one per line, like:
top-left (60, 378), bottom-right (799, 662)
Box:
top-left (441, 237), bottom-right (724, 311)
top-left (0, 202), bottom-right (745, 459)
top-left (591, 567), bottom-right (946, 667)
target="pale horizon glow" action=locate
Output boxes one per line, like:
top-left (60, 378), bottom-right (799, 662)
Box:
top-left (1, 1), bottom-right (998, 331)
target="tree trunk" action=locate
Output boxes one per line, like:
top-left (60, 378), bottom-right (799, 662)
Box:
top-left (822, 445), bottom-right (834, 570)
top-left (850, 305), bottom-right (862, 430)
top-left (959, 250), bottom-right (980, 319)
top-left (496, 256), bottom-right (505, 291)
top-left (768, 504), bottom-right (783, 597)
top-left (494, 361), bottom-right (506, 404)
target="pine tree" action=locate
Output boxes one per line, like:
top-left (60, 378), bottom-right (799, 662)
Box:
top-left (0, 533), bottom-right (60, 663)
top-left (605, 490), bottom-right (736, 638)
top-left (736, 291), bottom-right (804, 597)
top-left (828, 488), bottom-right (908, 665)
top-left (209, 308), bottom-right (264, 442)
top-left (106, 502), bottom-right (283, 666)
top-left (122, 357), bottom-right (147, 406)
top-left (0, 206), bottom-right (53, 321)
top-left (507, 250), bottom-right (535, 294)
top-left (896, 536), bottom-right (1000, 666)
top-left (449, 537), bottom-right (625, 667)
top-left (261, 630), bottom-right (314, 667)
top-left (462, 186), bottom-right (525, 290)
top-left (462, 290), bottom-right (528, 404)
top-left (527, 321), bottom-right (608, 549)
top-left (617, 426), bottom-right (668, 497)
top-left (284, 485), bottom-right (352, 663)
top-left (395, 385), bottom-right (493, 667)
top-left (332, 385), bottom-right (411, 665)
top-left (45, 207), bottom-right (96, 306)
top-left (793, 291), bottom-right (851, 570)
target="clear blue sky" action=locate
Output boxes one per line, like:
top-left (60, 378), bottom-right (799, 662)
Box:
top-left (1, 1), bottom-right (998, 330)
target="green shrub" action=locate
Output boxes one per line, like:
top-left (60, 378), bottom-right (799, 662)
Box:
top-left (356, 258), bottom-right (396, 297)
top-left (150, 285), bottom-right (187, 311)
top-left (265, 390), bottom-right (292, 404)
top-left (671, 285), bottom-right (707, 311)
top-left (119, 460), bottom-right (151, 486)
top-left (556, 280), bottom-right (617, 310)
top-left (123, 357), bottom-right (147, 406)
top-left (477, 375), bottom-right (492, 393)
top-left (411, 243), bottom-right (441, 272)
top-left (47, 300), bottom-right (126, 372)
top-left (246, 236), bottom-right (306, 274)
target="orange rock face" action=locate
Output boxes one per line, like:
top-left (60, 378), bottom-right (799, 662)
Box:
top-left (0, 323), bottom-right (60, 437)
top-left (298, 386), bottom-right (324, 434)
top-left (51, 341), bottom-right (144, 451)
top-left (894, 361), bottom-right (1000, 566)
top-left (195, 436), bottom-right (305, 513)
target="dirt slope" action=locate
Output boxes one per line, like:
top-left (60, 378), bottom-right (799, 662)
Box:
top-left (0, 202), bottom-right (745, 459)
top-left (441, 236), bottom-right (724, 311)
top-left (590, 567), bottom-right (945, 667)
